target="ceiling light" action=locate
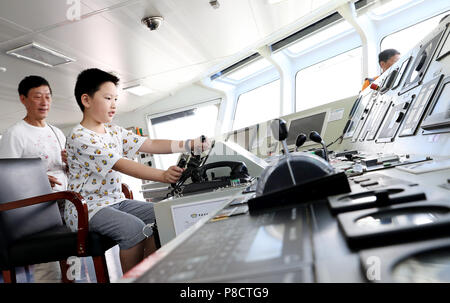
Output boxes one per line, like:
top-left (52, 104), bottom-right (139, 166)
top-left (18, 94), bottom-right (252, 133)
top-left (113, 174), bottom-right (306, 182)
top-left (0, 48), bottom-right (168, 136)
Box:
top-left (0, 67), bottom-right (6, 72)
top-left (123, 84), bottom-right (154, 96)
top-left (6, 42), bottom-right (75, 67)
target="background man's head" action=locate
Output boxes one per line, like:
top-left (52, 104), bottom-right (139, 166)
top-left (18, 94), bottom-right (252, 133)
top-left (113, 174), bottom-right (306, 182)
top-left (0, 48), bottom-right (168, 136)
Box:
top-left (18, 75), bottom-right (53, 121)
top-left (379, 49), bottom-right (400, 73)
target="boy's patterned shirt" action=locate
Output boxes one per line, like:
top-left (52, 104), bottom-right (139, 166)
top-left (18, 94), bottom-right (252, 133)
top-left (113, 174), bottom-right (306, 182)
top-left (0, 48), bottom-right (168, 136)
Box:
top-left (64, 123), bottom-right (146, 230)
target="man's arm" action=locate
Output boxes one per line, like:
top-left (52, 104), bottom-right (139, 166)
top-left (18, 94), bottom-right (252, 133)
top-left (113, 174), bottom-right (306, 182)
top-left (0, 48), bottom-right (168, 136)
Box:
top-left (0, 131), bottom-right (23, 158)
top-left (112, 158), bottom-right (184, 184)
top-left (0, 128), bottom-right (60, 188)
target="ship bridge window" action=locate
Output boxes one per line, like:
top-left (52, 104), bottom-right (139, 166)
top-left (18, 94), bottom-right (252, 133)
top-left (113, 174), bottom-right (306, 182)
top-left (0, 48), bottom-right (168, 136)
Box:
top-left (371, 0), bottom-right (419, 16)
top-left (295, 47), bottom-right (362, 112)
top-left (284, 20), bottom-right (353, 56)
top-left (233, 79), bottom-right (281, 131)
top-left (147, 102), bottom-right (219, 170)
top-left (381, 11), bottom-right (450, 56)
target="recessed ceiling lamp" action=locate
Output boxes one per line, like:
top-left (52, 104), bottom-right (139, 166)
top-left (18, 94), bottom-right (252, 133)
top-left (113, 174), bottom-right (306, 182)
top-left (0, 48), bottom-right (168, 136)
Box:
top-left (6, 42), bottom-right (75, 67)
top-left (123, 84), bottom-right (154, 96)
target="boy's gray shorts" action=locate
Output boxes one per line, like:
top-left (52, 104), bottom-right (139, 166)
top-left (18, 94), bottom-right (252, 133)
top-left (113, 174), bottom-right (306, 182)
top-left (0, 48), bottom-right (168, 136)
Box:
top-left (89, 200), bottom-right (156, 250)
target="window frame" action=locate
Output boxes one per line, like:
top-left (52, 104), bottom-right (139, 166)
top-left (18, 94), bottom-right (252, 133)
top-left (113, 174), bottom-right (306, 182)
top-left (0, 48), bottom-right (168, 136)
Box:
top-left (145, 99), bottom-right (221, 169)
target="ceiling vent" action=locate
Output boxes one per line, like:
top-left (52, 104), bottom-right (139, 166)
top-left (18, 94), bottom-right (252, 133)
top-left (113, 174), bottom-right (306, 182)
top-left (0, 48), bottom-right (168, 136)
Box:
top-left (6, 42), bottom-right (75, 67)
top-left (123, 84), bottom-right (154, 96)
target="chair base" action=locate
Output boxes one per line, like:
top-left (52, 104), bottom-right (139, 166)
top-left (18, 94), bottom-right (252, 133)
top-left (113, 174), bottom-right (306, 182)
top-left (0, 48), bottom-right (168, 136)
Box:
top-left (2, 255), bottom-right (110, 283)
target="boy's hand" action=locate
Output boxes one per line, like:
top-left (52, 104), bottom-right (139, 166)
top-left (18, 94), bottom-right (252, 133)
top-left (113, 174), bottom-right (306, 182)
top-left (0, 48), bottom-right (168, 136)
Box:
top-left (48, 175), bottom-right (62, 188)
top-left (192, 135), bottom-right (212, 155)
top-left (162, 166), bottom-right (184, 183)
top-left (61, 149), bottom-right (69, 173)
top-left (61, 149), bottom-right (68, 165)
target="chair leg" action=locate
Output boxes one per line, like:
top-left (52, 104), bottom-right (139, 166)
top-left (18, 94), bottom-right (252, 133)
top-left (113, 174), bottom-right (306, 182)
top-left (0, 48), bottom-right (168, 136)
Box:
top-left (59, 260), bottom-right (74, 283)
top-left (92, 256), bottom-right (110, 283)
top-left (2, 269), bottom-right (16, 283)
top-left (23, 265), bottom-right (32, 282)
top-left (152, 223), bottom-right (162, 249)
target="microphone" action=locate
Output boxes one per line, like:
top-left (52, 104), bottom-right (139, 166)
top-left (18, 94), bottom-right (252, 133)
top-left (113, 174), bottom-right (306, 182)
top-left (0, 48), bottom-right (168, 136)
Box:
top-left (309, 131), bottom-right (329, 162)
top-left (295, 133), bottom-right (307, 152)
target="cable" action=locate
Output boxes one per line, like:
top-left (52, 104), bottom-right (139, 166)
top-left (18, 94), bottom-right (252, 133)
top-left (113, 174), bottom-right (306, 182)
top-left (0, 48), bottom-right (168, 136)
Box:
top-left (326, 134), bottom-right (343, 148)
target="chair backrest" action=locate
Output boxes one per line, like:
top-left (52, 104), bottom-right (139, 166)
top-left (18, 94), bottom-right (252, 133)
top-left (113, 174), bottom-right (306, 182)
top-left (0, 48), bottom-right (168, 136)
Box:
top-left (0, 158), bottom-right (63, 246)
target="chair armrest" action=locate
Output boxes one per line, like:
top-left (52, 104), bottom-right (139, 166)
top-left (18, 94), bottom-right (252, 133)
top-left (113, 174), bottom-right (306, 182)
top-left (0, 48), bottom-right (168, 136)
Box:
top-left (0, 191), bottom-right (89, 255)
top-left (122, 183), bottom-right (134, 200)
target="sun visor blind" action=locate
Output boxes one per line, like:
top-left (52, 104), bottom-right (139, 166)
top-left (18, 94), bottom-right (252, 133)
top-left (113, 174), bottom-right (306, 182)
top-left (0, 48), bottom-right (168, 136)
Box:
top-left (271, 0), bottom-right (371, 53)
top-left (150, 109), bottom-right (195, 125)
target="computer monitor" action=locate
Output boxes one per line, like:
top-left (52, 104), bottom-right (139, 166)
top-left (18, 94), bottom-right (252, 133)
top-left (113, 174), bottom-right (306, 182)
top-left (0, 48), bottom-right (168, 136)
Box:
top-left (286, 111), bottom-right (327, 149)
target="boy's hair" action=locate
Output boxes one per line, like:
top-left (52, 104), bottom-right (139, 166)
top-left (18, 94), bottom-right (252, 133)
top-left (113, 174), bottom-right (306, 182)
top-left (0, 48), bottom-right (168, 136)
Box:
top-left (18, 75), bottom-right (52, 97)
top-left (74, 68), bottom-right (120, 112)
top-left (378, 49), bottom-right (400, 64)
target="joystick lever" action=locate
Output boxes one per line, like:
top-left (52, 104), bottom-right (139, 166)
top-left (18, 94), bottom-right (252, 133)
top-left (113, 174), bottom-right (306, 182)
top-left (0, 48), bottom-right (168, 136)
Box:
top-left (270, 119), bottom-right (296, 185)
top-left (295, 133), bottom-right (307, 152)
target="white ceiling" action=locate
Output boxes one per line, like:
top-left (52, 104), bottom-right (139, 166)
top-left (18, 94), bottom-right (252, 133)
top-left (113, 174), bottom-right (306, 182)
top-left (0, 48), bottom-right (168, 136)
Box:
top-left (0, 0), bottom-right (344, 133)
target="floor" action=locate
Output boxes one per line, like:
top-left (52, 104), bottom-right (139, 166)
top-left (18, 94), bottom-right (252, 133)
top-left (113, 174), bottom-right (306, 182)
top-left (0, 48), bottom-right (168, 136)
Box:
top-left (1, 245), bottom-right (123, 283)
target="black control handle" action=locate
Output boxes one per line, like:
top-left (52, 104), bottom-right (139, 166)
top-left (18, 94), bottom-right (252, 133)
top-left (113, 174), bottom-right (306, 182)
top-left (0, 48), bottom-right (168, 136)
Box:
top-left (309, 131), bottom-right (329, 162)
top-left (270, 119), bottom-right (288, 142)
top-left (295, 133), bottom-right (307, 152)
top-left (309, 131), bottom-right (323, 144)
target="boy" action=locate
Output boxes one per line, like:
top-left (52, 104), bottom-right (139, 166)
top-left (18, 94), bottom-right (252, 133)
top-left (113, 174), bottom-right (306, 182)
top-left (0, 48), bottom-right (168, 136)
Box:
top-left (65, 68), bottom-right (210, 274)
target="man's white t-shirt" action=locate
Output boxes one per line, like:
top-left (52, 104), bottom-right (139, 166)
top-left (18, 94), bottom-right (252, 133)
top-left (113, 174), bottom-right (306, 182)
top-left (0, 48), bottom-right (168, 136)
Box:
top-left (0, 119), bottom-right (68, 192)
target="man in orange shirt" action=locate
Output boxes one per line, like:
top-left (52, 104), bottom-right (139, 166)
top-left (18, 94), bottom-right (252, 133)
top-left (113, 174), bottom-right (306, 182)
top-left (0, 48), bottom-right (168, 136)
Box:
top-left (361, 49), bottom-right (400, 91)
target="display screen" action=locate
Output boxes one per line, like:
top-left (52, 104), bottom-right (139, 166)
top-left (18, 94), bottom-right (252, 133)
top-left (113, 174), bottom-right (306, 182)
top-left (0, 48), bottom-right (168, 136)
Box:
top-left (437, 31), bottom-right (450, 60)
top-left (351, 93), bottom-right (377, 141)
top-left (380, 69), bottom-right (399, 93)
top-left (403, 30), bottom-right (445, 92)
top-left (286, 112), bottom-right (326, 146)
top-left (359, 98), bottom-right (392, 141)
top-left (430, 82), bottom-right (450, 115)
top-left (376, 101), bottom-right (410, 143)
top-left (392, 57), bottom-right (411, 89)
top-left (400, 75), bottom-right (442, 136)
